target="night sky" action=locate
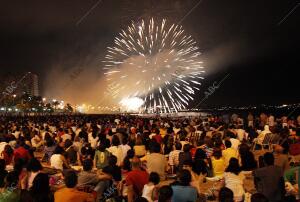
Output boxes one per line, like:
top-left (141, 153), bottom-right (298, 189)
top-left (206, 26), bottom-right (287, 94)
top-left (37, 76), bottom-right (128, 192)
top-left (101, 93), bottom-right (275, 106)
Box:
top-left (0, 0), bottom-right (299, 107)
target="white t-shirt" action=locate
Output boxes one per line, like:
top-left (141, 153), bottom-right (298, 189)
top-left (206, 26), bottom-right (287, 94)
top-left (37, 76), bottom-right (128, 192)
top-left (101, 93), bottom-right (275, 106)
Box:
top-left (107, 146), bottom-right (123, 166)
top-left (224, 172), bottom-right (245, 202)
top-left (50, 154), bottom-right (64, 170)
top-left (120, 144), bottom-right (131, 161)
top-left (142, 184), bottom-right (155, 202)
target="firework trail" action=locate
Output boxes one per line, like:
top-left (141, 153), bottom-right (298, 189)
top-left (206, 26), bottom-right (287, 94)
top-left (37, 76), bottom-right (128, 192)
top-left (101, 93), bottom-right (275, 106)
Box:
top-left (103, 18), bottom-right (204, 113)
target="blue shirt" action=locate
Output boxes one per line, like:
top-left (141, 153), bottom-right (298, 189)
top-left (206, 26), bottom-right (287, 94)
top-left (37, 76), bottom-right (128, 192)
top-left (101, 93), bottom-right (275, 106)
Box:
top-left (171, 185), bottom-right (197, 202)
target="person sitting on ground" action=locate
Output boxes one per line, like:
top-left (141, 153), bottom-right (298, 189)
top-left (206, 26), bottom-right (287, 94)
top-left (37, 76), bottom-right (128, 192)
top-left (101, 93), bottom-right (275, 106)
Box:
top-left (20, 173), bottom-right (53, 202)
top-left (126, 156), bottom-right (149, 202)
top-left (178, 144), bottom-right (192, 171)
top-left (55, 170), bottom-right (95, 202)
top-left (170, 169), bottom-right (198, 202)
top-left (64, 139), bottom-right (79, 166)
top-left (123, 149), bottom-right (135, 172)
top-left (253, 152), bottom-right (284, 202)
top-left (94, 141), bottom-right (110, 170)
top-left (107, 135), bottom-right (123, 166)
top-left (143, 141), bottom-right (167, 180)
top-left (14, 139), bottom-right (31, 164)
top-left (239, 144), bottom-right (257, 172)
top-left (218, 187), bottom-right (234, 202)
top-left (157, 185), bottom-right (173, 202)
top-left (273, 144), bottom-right (289, 173)
top-left (43, 136), bottom-right (56, 162)
top-left (0, 171), bottom-right (21, 202)
top-left (222, 140), bottom-right (238, 167)
top-left (50, 146), bottom-right (70, 170)
top-left (142, 172), bottom-right (160, 202)
top-left (223, 158), bottom-right (245, 202)
top-left (26, 158), bottom-right (43, 189)
top-left (168, 142), bottom-right (182, 174)
top-left (133, 135), bottom-right (146, 157)
top-left (211, 148), bottom-right (225, 178)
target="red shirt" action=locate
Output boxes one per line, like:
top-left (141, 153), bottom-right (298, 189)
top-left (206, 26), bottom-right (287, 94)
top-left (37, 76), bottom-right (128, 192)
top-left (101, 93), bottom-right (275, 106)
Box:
top-left (153, 135), bottom-right (163, 144)
top-left (126, 169), bottom-right (149, 195)
top-left (14, 146), bottom-right (31, 162)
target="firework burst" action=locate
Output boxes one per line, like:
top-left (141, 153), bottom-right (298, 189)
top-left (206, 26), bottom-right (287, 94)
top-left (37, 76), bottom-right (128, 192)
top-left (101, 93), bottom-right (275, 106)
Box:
top-left (103, 18), bottom-right (204, 113)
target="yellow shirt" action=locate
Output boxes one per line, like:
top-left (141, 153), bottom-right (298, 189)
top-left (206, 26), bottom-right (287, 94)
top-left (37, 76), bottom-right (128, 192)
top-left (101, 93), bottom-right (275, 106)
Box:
top-left (222, 148), bottom-right (238, 167)
top-left (54, 188), bottom-right (95, 202)
top-left (134, 145), bottom-right (146, 157)
top-left (211, 157), bottom-right (225, 177)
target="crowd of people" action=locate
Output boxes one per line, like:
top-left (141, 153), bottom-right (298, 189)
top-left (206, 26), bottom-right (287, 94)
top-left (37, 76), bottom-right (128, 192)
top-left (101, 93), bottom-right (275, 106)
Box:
top-left (0, 112), bottom-right (299, 202)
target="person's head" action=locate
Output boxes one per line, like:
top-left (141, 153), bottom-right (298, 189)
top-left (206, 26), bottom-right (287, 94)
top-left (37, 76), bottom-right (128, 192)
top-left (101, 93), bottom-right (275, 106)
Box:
top-left (27, 158), bottom-right (42, 172)
top-left (131, 156), bottom-right (141, 169)
top-left (194, 148), bottom-right (206, 160)
top-left (108, 155), bottom-right (118, 166)
top-left (224, 140), bottom-right (232, 149)
top-left (219, 187), bottom-right (234, 202)
top-left (178, 169), bottom-right (192, 186)
top-left (174, 142), bottom-right (182, 150)
top-left (54, 146), bottom-right (64, 155)
top-left (149, 172), bottom-right (160, 185)
top-left (192, 159), bottom-right (207, 175)
top-left (63, 170), bottom-right (78, 188)
top-left (263, 152), bottom-right (274, 166)
top-left (82, 158), bottom-right (93, 171)
top-left (45, 137), bottom-right (54, 147)
top-left (183, 144), bottom-right (190, 153)
top-left (149, 141), bottom-right (161, 153)
top-left (251, 193), bottom-right (269, 202)
top-left (112, 135), bottom-right (120, 146)
top-left (126, 149), bottom-right (135, 159)
top-left (213, 148), bottom-right (222, 159)
top-left (158, 185), bottom-right (173, 202)
top-left (30, 173), bottom-right (50, 194)
top-left (225, 158), bottom-right (241, 175)
top-left (4, 145), bottom-right (13, 155)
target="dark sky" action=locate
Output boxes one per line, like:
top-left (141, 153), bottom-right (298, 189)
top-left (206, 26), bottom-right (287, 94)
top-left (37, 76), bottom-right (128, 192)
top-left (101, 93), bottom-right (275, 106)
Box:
top-left (0, 0), bottom-right (299, 107)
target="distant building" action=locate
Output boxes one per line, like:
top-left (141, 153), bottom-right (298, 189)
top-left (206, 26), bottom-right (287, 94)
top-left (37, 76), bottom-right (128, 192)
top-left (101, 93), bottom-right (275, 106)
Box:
top-left (0, 72), bottom-right (40, 97)
top-left (21, 72), bottom-right (39, 97)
